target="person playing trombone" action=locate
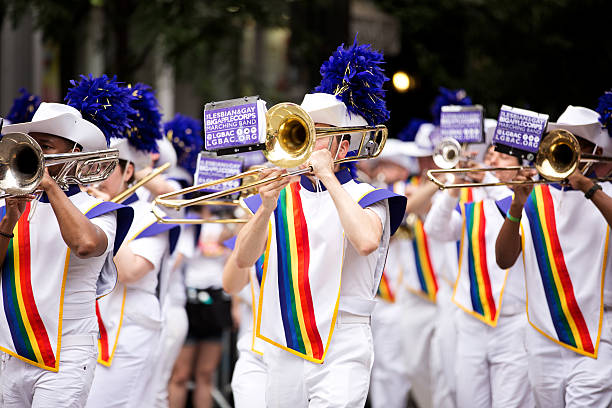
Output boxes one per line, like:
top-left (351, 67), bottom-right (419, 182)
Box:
top-left (0, 95), bottom-right (134, 406)
top-left (222, 39), bottom-right (406, 407)
top-left (495, 102), bottom-right (612, 407)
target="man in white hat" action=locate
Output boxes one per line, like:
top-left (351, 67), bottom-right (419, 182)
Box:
top-left (222, 37), bottom-right (406, 408)
top-left (0, 102), bottom-right (133, 407)
top-left (496, 105), bottom-right (612, 407)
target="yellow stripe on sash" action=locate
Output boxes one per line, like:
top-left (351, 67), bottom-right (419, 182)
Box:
top-left (285, 190), bottom-right (313, 357)
top-left (534, 187), bottom-right (583, 350)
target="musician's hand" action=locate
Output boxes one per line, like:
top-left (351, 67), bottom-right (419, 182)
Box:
top-left (85, 185), bottom-right (112, 202)
top-left (307, 149), bottom-right (335, 181)
top-left (4, 195), bottom-right (35, 224)
top-left (258, 169), bottom-right (292, 212)
top-left (38, 168), bottom-right (56, 192)
top-left (511, 168), bottom-right (537, 206)
top-left (567, 170), bottom-right (594, 193)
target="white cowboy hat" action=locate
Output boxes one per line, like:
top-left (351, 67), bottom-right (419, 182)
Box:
top-left (110, 137), bottom-right (152, 171)
top-left (547, 106), bottom-right (609, 151)
top-left (301, 93), bottom-right (369, 152)
top-left (2, 102), bottom-right (107, 152)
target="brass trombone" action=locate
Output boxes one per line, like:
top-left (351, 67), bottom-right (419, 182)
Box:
top-left (0, 132), bottom-right (119, 197)
top-left (432, 138), bottom-right (472, 169)
top-left (427, 129), bottom-right (612, 189)
top-left (153, 102), bottom-right (387, 219)
top-left (152, 165), bottom-right (263, 224)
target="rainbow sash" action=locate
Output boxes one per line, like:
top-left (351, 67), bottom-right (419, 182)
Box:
top-left (524, 185), bottom-right (595, 355)
top-left (272, 183), bottom-right (324, 360)
top-left (0, 197), bottom-right (124, 371)
top-left (456, 201), bottom-right (499, 324)
top-left (377, 270), bottom-right (396, 303)
top-left (411, 219), bottom-right (438, 302)
top-left (1, 203), bottom-right (58, 370)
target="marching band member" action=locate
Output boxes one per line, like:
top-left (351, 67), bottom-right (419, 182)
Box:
top-left (223, 38), bottom-right (406, 407)
top-left (85, 82), bottom-right (180, 408)
top-left (367, 139), bottom-right (414, 408)
top-left (495, 102), bottom-right (612, 407)
top-left (424, 141), bottom-right (533, 407)
top-left (0, 88), bottom-right (134, 405)
top-left (152, 114), bottom-right (203, 408)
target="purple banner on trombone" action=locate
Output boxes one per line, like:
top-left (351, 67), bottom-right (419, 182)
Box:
top-left (195, 154), bottom-right (244, 193)
top-left (493, 105), bottom-right (548, 154)
top-left (440, 105), bottom-right (484, 144)
top-left (204, 97), bottom-right (263, 151)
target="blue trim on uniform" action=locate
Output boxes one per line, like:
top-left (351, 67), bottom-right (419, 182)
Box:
top-left (39, 185), bottom-right (81, 203)
top-left (133, 222), bottom-right (181, 254)
top-left (223, 236), bottom-right (237, 250)
top-left (495, 195), bottom-right (513, 216)
top-left (244, 194), bottom-right (263, 215)
top-left (299, 168), bottom-right (353, 192)
top-left (85, 202), bottom-right (134, 255)
top-left (122, 193), bottom-right (139, 206)
top-left (358, 189), bottom-right (407, 235)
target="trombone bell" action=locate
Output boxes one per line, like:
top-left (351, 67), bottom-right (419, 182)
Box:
top-left (433, 138), bottom-right (462, 169)
top-left (0, 133), bottom-right (44, 196)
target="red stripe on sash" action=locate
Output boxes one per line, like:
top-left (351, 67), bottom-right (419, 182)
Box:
top-left (291, 183), bottom-right (323, 359)
top-left (95, 301), bottom-right (109, 362)
top-left (541, 186), bottom-right (593, 351)
top-left (18, 204), bottom-right (55, 367)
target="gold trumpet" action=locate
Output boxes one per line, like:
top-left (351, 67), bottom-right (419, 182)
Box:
top-left (427, 129), bottom-right (612, 189)
top-left (153, 102), bottom-right (387, 220)
top-left (0, 132), bottom-right (119, 197)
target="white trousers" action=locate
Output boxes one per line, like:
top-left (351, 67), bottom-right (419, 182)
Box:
top-left (430, 282), bottom-right (457, 408)
top-left (370, 299), bottom-right (411, 408)
top-left (1, 341), bottom-right (97, 408)
top-left (455, 311), bottom-right (532, 408)
top-left (231, 345), bottom-right (267, 408)
top-left (86, 317), bottom-right (161, 408)
top-left (151, 303), bottom-right (189, 408)
top-left (400, 291), bottom-right (437, 408)
top-left (263, 313), bottom-right (374, 408)
top-left (526, 308), bottom-right (612, 408)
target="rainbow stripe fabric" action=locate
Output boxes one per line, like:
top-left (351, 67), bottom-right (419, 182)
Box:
top-left (412, 219), bottom-right (438, 302)
top-left (274, 183), bottom-right (324, 360)
top-left (524, 185), bottom-right (594, 354)
top-left (377, 270), bottom-right (395, 303)
top-left (464, 201), bottom-right (497, 323)
top-left (460, 187), bottom-right (473, 205)
top-left (1, 203), bottom-right (56, 369)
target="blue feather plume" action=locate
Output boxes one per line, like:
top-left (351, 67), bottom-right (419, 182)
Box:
top-left (596, 89), bottom-right (612, 133)
top-left (7, 88), bottom-right (41, 123)
top-left (398, 119), bottom-right (427, 142)
top-left (65, 74), bottom-right (136, 143)
top-left (431, 87), bottom-right (472, 125)
top-left (125, 83), bottom-right (163, 153)
top-left (314, 35), bottom-right (389, 126)
top-left (164, 113), bottom-right (203, 175)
